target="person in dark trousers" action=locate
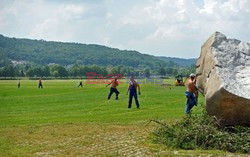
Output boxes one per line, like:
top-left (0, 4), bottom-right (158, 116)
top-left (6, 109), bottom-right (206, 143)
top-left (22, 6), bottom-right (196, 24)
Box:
top-left (78, 79), bottom-right (83, 87)
top-left (127, 76), bottom-right (141, 109)
top-left (17, 80), bottom-right (20, 88)
top-left (185, 73), bottom-right (198, 114)
top-left (38, 78), bottom-right (43, 89)
top-left (106, 77), bottom-right (120, 100)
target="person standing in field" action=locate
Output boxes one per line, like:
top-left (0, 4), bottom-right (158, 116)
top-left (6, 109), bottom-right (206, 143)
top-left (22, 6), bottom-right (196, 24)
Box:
top-left (38, 78), bottom-right (43, 89)
top-left (185, 73), bottom-right (198, 114)
top-left (106, 76), bottom-right (120, 100)
top-left (78, 79), bottom-right (83, 87)
top-left (17, 79), bottom-right (20, 88)
top-left (127, 76), bottom-right (141, 109)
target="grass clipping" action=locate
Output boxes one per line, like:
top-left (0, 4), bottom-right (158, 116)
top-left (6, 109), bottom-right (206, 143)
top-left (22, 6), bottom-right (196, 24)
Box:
top-left (152, 110), bottom-right (250, 154)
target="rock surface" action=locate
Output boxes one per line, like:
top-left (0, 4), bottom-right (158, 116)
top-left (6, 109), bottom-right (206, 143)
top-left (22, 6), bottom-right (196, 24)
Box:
top-left (196, 32), bottom-right (250, 126)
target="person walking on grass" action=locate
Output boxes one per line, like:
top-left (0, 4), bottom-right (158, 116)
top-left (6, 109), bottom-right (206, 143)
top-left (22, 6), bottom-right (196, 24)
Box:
top-left (38, 78), bottom-right (43, 89)
top-left (127, 76), bottom-right (141, 109)
top-left (106, 76), bottom-right (120, 100)
top-left (17, 79), bottom-right (20, 88)
top-left (185, 73), bottom-right (198, 114)
top-left (78, 79), bottom-right (83, 87)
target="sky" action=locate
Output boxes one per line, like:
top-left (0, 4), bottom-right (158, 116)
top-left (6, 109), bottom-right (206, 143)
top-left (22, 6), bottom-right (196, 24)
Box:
top-left (0, 0), bottom-right (250, 58)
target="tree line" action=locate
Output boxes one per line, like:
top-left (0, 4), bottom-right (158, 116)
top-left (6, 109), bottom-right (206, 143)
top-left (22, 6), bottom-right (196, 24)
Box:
top-left (0, 34), bottom-right (196, 79)
top-left (0, 63), bottom-right (195, 78)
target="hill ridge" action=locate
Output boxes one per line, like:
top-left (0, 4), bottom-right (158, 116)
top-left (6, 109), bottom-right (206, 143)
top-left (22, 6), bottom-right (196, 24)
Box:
top-left (0, 34), bottom-right (195, 68)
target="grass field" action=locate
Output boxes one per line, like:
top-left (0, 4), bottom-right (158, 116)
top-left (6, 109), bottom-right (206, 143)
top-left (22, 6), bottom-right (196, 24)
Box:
top-left (0, 79), bottom-right (246, 156)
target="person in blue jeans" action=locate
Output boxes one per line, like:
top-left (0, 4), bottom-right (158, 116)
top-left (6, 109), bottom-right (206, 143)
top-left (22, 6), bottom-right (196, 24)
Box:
top-left (127, 76), bottom-right (141, 109)
top-left (185, 73), bottom-right (198, 114)
top-left (106, 77), bottom-right (120, 100)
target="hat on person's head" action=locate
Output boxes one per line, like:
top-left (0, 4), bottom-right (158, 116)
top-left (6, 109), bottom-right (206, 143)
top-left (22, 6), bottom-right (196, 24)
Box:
top-left (190, 73), bottom-right (195, 78)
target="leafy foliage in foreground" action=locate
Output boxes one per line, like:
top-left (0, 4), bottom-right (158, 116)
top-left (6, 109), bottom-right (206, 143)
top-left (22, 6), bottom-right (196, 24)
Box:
top-left (152, 110), bottom-right (250, 154)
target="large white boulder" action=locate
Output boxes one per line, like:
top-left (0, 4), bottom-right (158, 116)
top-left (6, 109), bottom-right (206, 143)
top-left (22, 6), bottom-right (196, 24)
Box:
top-left (196, 32), bottom-right (250, 126)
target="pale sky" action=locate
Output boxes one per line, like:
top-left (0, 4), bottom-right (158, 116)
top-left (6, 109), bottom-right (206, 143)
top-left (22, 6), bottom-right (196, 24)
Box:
top-left (0, 0), bottom-right (250, 58)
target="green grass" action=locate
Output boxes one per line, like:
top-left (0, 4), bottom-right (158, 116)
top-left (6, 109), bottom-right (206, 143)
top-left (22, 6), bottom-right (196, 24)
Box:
top-left (2, 79), bottom-right (242, 156)
top-left (0, 79), bottom-right (203, 126)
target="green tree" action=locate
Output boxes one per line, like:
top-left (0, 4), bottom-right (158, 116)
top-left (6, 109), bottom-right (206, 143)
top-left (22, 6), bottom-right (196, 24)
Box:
top-left (79, 66), bottom-right (87, 77)
top-left (26, 67), bottom-right (43, 77)
top-left (20, 69), bottom-right (25, 77)
top-left (158, 67), bottom-right (166, 76)
top-left (0, 68), bottom-right (3, 77)
top-left (91, 65), bottom-right (102, 74)
top-left (50, 64), bottom-right (59, 74)
top-left (53, 71), bottom-right (59, 78)
top-left (42, 66), bottom-right (50, 77)
top-left (144, 68), bottom-right (150, 77)
top-left (33, 67), bottom-right (43, 77)
top-left (172, 68), bottom-right (178, 76)
top-left (111, 67), bottom-right (118, 74)
top-left (7, 65), bottom-right (17, 78)
top-left (69, 64), bottom-right (80, 77)
top-left (0, 48), bottom-right (11, 67)
top-left (165, 68), bottom-right (173, 75)
top-left (100, 67), bottom-right (108, 76)
top-left (26, 68), bottom-right (34, 77)
top-left (57, 66), bottom-right (68, 78)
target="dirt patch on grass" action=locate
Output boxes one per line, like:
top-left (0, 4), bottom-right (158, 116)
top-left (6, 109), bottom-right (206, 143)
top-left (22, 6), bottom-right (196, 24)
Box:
top-left (0, 123), bottom-right (246, 157)
top-left (0, 123), bottom-right (155, 156)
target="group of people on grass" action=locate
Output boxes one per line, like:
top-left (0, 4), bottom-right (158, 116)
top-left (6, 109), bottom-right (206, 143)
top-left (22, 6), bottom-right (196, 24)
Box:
top-left (106, 76), bottom-right (141, 109)
top-left (17, 78), bottom-right (43, 88)
top-left (16, 74), bottom-right (198, 112)
top-left (104, 74), bottom-right (198, 112)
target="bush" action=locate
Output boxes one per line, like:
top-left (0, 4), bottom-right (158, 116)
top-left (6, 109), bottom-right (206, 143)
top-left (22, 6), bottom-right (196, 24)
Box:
top-left (152, 110), bottom-right (250, 154)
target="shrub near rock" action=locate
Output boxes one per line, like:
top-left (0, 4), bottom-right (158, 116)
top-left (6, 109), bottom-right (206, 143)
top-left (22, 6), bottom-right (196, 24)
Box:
top-left (152, 110), bottom-right (250, 154)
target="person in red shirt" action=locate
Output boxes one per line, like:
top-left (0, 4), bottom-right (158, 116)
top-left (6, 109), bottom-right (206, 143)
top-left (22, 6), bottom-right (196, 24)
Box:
top-left (106, 77), bottom-right (120, 100)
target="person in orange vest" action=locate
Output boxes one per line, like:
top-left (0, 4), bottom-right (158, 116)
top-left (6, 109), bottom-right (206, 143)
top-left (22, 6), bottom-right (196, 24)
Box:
top-left (106, 77), bottom-right (120, 100)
